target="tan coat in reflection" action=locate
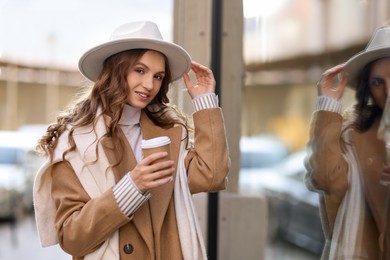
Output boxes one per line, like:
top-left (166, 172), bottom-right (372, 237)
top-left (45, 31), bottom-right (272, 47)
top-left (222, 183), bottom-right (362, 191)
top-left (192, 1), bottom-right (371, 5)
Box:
top-left (306, 110), bottom-right (390, 259)
top-left (49, 108), bottom-right (229, 260)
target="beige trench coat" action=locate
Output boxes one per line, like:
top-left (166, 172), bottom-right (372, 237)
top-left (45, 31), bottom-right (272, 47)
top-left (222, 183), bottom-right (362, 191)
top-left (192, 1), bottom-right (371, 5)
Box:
top-left (306, 110), bottom-right (390, 259)
top-left (47, 108), bottom-right (229, 259)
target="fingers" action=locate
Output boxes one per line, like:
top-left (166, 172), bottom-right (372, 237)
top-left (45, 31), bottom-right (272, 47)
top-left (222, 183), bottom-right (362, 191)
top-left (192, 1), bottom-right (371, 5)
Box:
top-left (383, 163), bottom-right (390, 173)
top-left (318, 64), bottom-right (345, 85)
top-left (317, 63), bottom-right (348, 100)
top-left (318, 64), bottom-right (345, 87)
top-left (131, 152), bottom-right (175, 192)
top-left (183, 61), bottom-right (216, 98)
top-left (325, 64), bottom-right (345, 76)
top-left (337, 75), bottom-right (349, 94)
top-left (381, 163), bottom-right (390, 186)
top-left (182, 72), bottom-right (192, 90)
top-left (186, 61), bottom-right (215, 82)
top-left (139, 167), bottom-right (175, 191)
top-left (191, 61), bottom-right (214, 78)
top-left (142, 151), bottom-right (170, 165)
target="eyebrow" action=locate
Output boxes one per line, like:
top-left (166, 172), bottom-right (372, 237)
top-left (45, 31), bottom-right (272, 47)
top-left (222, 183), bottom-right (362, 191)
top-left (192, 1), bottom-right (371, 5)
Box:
top-left (135, 61), bottom-right (165, 74)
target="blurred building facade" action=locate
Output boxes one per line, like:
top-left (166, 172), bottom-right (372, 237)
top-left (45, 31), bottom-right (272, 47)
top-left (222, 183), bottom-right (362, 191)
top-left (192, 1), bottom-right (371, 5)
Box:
top-left (242, 0), bottom-right (390, 151)
top-left (0, 0), bottom-right (389, 152)
top-left (0, 61), bottom-right (84, 130)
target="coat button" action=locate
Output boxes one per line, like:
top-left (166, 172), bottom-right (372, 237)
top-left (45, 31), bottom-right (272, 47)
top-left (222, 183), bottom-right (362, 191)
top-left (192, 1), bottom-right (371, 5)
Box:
top-left (123, 244), bottom-right (134, 254)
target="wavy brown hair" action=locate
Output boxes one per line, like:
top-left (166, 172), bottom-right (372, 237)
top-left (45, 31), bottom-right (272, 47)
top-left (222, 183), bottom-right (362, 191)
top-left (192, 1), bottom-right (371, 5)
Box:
top-left (349, 60), bottom-right (383, 132)
top-left (38, 49), bottom-right (191, 164)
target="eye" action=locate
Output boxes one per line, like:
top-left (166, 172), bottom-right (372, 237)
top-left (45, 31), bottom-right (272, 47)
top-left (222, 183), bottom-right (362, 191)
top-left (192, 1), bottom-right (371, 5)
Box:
top-left (135, 68), bottom-right (145, 74)
top-left (369, 77), bottom-right (386, 89)
top-left (155, 73), bottom-right (165, 81)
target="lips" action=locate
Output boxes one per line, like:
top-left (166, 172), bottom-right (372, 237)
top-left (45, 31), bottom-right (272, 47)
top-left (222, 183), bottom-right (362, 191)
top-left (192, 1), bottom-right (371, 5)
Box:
top-left (136, 91), bottom-right (150, 100)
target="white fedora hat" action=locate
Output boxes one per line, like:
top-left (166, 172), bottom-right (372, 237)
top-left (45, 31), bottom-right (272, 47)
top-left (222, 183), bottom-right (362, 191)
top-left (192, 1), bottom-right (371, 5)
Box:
top-left (78, 21), bottom-right (192, 82)
top-left (341, 26), bottom-right (390, 88)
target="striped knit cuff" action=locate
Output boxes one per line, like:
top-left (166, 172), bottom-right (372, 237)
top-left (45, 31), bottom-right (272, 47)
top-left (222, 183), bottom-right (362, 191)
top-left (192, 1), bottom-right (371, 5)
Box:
top-left (317, 96), bottom-right (343, 114)
top-left (192, 93), bottom-right (219, 111)
top-left (113, 173), bottom-right (151, 216)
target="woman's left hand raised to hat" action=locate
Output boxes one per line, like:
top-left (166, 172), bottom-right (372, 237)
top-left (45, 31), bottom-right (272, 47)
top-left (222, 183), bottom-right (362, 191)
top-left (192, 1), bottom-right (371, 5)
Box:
top-left (183, 61), bottom-right (216, 98)
top-left (317, 63), bottom-right (348, 100)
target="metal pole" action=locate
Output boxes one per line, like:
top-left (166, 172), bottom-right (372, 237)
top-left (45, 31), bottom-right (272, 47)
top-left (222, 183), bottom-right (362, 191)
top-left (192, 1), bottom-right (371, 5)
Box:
top-left (208, 0), bottom-right (222, 259)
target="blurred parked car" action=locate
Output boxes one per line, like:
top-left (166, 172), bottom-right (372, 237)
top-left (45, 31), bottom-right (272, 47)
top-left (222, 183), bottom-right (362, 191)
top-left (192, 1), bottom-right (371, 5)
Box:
top-left (240, 135), bottom-right (289, 169)
top-left (17, 124), bottom-right (48, 210)
top-left (0, 131), bottom-right (45, 221)
top-left (239, 150), bottom-right (325, 255)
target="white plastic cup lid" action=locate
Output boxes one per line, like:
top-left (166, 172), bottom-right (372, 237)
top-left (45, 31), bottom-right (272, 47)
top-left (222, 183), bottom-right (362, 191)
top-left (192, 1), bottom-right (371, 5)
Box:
top-left (141, 136), bottom-right (171, 149)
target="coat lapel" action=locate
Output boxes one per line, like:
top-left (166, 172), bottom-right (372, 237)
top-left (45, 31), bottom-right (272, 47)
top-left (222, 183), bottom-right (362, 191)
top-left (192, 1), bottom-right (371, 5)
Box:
top-left (139, 111), bottom-right (182, 232)
top-left (100, 126), bottom-right (154, 252)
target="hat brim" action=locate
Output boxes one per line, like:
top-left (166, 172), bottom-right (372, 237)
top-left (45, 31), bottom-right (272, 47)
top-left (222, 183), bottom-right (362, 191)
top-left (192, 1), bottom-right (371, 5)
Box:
top-left (78, 38), bottom-right (192, 82)
top-left (341, 48), bottom-right (390, 88)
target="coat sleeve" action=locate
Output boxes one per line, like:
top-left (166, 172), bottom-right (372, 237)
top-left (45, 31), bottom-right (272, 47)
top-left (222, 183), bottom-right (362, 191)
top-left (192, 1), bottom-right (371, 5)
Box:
top-left (305, 110), bottom-right (349, 195)
top-left (305, 110), bottom-right (350, 238)
top-left (185, 107), bottom-right (230, 193)
top-left (51, 161), bottom-right (130, 257)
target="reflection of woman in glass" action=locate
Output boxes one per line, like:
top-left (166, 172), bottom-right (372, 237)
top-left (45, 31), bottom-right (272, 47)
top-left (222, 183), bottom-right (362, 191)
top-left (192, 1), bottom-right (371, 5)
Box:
top-left (33, 21), bottom-right (230, 259)
top-left (305, 26), bottom-right (390, 259)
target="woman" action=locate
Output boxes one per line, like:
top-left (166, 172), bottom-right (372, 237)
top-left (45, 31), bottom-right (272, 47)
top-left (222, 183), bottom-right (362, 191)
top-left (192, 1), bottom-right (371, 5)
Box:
top-left (305, 25), bottom-right (390, 259)
top-left (33, 21), bottom-right (230, 260)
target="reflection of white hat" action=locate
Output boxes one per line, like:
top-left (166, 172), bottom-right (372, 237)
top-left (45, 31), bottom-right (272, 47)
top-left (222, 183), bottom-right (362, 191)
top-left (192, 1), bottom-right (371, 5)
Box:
top-left (78, 21), bottom-right (192, 82)
top-left (341, 26), bottom-right (390, 88)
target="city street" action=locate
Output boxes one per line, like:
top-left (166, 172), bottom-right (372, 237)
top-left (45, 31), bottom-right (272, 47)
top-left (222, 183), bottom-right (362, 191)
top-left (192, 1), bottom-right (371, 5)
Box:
top-left (0, 214), bottom-right (319, 260)
top-left (0, 215), bottom-right (69, 260)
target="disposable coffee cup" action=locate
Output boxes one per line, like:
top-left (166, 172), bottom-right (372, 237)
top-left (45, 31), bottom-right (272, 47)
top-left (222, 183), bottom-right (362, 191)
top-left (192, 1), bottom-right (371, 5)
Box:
top-left (141, 136), bottom-right (171, 164)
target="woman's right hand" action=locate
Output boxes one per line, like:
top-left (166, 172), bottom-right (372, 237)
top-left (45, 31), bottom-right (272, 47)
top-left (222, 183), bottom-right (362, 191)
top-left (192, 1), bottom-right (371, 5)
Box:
top-left (317, 64), bottom-right (349, 100)
top-left (381, 163), bottom-right (390, 187)
top-left (130, 152), bottom-right (175, 193)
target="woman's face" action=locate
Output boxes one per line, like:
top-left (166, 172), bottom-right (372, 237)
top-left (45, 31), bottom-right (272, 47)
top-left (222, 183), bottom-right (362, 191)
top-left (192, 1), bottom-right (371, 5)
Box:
top-left (369, 57), bottom-right (390, 109)
top-left (126, 50), bottom-right (166, 108)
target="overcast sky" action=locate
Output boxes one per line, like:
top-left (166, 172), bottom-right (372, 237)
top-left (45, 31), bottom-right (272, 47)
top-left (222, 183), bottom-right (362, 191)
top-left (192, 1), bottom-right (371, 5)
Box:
top-left (0, 0), bottom-right (173, 69)
top-left (0, 0), bottom-right (283, 69)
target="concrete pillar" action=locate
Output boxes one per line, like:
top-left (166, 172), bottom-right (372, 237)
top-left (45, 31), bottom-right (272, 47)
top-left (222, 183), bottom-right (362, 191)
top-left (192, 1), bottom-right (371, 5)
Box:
top-left (219, 0), bottom-right (244, 193)
top-left (193, 192), bottom-right (267, 260)
top-left (171, 0), bottom-right (212, 115)
top-left (173, 1), bottom-right (267, 259)
top-left (173, 0), bottom-right (242, 193)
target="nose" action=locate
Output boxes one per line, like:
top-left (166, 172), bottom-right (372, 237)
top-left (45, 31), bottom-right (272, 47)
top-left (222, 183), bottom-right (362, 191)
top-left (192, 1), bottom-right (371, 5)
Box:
top-left (142, 75), bottom-right (154, 90)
